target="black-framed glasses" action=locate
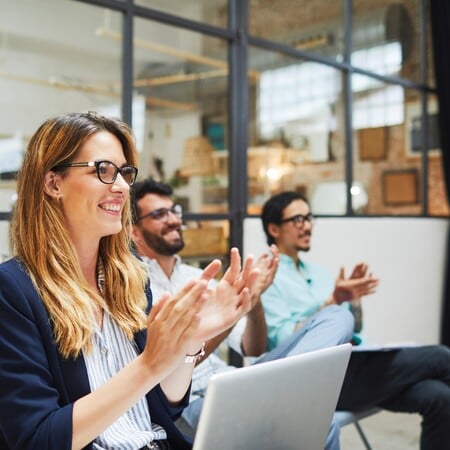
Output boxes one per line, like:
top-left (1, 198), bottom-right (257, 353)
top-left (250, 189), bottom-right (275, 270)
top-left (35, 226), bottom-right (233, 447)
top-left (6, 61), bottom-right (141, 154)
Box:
top-left (135, 204), bottom-right (183, 223)
top-left (280, 212), bottom-right (314, 227)
top-left (51, 160), bottom-right (138, 186)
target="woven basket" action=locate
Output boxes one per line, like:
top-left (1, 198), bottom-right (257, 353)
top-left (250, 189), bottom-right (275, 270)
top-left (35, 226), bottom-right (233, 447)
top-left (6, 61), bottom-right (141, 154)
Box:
top-left (180, 136), bottom-right (215, 176)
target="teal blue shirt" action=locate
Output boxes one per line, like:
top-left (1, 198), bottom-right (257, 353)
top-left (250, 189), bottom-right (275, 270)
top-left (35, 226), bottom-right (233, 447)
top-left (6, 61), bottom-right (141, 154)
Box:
top-left (262, 254), bottom-right (335, 350)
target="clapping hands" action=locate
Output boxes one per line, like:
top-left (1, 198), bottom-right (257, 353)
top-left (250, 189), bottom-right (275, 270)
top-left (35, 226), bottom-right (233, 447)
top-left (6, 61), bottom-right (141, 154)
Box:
top-left (332, 262), bottom-right (379, 304)
top-left (142, 247), bottom-right (260, 375)
top-left (193, 247), bottom-right (260, 342)
top-left (249, 244), bottom-right (279, 308)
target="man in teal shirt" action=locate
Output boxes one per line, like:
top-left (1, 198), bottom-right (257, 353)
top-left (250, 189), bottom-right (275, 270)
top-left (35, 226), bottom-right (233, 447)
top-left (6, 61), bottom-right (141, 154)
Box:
top-left (263, 256), bottom-right (337, 349)
top-left (261, 191), bottom-right (450, 450)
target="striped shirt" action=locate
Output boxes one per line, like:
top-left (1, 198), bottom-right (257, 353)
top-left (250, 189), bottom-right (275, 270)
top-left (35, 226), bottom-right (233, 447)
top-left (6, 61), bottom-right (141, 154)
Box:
top-left (84, 313), bottom-right (167, 449)
top-left (83, 263), bottom-right (167, 449)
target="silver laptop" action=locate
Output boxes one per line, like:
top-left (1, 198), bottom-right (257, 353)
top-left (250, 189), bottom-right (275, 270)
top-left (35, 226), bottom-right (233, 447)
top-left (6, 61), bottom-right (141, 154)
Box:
top-left (193, 343), bottom-right (351, 450)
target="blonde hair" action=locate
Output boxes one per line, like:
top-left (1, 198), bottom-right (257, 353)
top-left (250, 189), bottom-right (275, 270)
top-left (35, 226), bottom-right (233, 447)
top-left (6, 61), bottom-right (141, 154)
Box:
top-left (10, 112), bottom-right (148, 358)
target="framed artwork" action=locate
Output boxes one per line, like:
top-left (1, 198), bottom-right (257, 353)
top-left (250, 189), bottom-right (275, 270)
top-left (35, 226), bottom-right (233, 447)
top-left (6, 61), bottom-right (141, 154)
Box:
top-left (405, 99), bottom-right (440, 158)
top-left (382, 169), bottom-right (419, 206)
top-left (357, 126), bottom-right (388, 161)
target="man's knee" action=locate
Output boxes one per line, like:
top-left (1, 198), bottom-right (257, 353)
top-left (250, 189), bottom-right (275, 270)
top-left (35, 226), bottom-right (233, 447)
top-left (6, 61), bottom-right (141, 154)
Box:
top-left (407, 379), bottom-right (450, 418)
top-left (429, 344), bottom-right (450, 366)
top-left (398, 344), bottom-right (450, 380)
top-left (319, 305), bottom-right (354, 343)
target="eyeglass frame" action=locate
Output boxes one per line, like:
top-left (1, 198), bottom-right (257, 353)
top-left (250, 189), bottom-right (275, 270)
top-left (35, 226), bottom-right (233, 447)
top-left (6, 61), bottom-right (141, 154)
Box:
top-left (51, 160), bottom-right (138, 186)
top-left (280, 212), bottom-right (314, 227)
top-left (135, 204), bottom-right (183, 223)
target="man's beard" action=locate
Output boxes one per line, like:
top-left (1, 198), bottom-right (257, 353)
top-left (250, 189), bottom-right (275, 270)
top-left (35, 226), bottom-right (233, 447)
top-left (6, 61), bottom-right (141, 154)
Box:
top-left (141, 226), bottom-right (185, 256)
top-left (295, 231), bottom-right (311, 252)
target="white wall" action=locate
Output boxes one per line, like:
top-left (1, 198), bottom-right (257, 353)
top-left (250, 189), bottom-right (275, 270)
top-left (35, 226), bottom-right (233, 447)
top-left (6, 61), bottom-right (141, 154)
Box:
top-left (244, 217), bottom-right (449, 346)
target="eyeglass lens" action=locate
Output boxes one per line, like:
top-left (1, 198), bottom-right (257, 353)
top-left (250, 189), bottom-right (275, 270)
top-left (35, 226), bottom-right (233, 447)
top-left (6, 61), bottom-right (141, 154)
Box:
top-left (97, 161), bottom-right (137, 185)
top-left (281, 213), bottom-right (313, 226)
top-left (151, 205), bottom-right (182, 221)
top-left (293, 213), bottom-right (313, 226)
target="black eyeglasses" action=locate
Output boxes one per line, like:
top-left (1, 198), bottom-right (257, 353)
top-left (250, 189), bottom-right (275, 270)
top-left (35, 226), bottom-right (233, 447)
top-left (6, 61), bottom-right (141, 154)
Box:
top-left (51, 160), bottom-right (138, 186)
top-left (135, 204), bottom-right (183, 223)
top-left (280, 212), bottom-right (314, 227)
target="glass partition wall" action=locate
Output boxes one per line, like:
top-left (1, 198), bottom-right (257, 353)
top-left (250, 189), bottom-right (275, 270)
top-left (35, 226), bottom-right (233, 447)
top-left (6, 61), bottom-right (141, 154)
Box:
top-left (0, 0), bottom-right (123, 259)
top-left (0, 0), bottom-right (446, 263)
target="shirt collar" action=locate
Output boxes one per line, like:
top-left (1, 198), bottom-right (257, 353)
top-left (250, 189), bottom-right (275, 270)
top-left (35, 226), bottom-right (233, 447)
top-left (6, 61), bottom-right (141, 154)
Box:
top-left (140, 254), bottom-right (182, 276)
top-left (279, 253), bottom-right (303, 267)
top-left (279, 253), bottom-right (312, 283)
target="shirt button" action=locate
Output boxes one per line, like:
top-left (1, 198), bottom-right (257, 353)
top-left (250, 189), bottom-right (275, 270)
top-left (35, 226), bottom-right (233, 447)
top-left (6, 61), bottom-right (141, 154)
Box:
top-left (101, 347), bottom-right (108, 355)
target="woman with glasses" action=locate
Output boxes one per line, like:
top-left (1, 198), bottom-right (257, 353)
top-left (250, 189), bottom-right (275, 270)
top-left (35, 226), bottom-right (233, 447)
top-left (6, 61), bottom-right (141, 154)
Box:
top-left (0, 112), bottom-right (257, 450)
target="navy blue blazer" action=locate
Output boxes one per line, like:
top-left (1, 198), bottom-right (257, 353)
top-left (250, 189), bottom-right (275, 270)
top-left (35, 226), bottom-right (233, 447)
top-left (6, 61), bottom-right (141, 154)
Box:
top-left (0, 258), bottom-right (192, 450)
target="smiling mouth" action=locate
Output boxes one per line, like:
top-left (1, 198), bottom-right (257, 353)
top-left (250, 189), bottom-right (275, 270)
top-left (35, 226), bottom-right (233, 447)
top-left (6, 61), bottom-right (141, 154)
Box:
top-left (164, 228), bottom-right (181, 238)
top-left (100, 203), bottom-right (121, 213)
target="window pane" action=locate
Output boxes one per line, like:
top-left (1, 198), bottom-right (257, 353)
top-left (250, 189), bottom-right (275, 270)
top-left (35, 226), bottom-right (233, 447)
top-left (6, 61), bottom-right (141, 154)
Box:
top-left (0, 0), bottom-right (122, 257)
top-left (134, 0), bottom-right (227, 25)
top-left (352, 80), bottom-right (448, 216)
top-left (1, 1), bottom-right (122, 133)
top-left (133, 17), bottom-right (229, 214)
top-left (249, 0), bottom-right (344, 62)
top-left (352, 0), bottom-right (420, 83)
top-left (248, 47), bottom-right (346, 215)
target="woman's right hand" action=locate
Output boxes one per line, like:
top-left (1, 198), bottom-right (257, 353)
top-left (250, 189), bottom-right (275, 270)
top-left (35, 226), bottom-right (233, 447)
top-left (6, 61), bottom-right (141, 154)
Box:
top-left (141, 279), bottom-right (209, 379)
top-left (139, 248), bottom-right (259, 382)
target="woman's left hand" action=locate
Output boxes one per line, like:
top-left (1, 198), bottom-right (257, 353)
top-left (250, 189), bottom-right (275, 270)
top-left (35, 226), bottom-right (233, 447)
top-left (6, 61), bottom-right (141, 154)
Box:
top-left (192, 247), bottom-right (259, 343)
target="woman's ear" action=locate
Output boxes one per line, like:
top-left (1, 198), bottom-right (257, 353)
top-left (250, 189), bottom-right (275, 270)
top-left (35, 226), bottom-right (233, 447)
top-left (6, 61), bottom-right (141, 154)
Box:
top-left (43, 171), bottom-right (62, 200)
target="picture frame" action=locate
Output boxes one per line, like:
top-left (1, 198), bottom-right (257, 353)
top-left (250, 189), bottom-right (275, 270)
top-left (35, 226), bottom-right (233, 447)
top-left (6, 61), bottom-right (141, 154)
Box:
top-left (382, 169), bottom-right (419, 206)
top-left (357, 126), bottom-right (388, 161)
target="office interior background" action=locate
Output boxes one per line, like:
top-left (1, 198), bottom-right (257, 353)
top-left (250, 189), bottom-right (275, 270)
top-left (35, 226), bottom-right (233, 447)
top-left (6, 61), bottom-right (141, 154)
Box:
top-left (1, 0), bottom-right (450, 347)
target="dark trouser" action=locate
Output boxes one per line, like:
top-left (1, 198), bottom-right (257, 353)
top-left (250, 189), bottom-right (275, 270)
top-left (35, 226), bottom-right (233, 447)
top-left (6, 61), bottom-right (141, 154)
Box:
top-left (337, 345), bottom-right (450, 450)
